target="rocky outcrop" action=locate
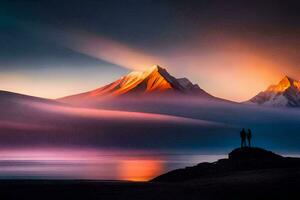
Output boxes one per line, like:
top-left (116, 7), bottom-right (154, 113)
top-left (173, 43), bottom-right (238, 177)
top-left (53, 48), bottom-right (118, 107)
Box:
top-left (152, 147), bottom-right (300, 182)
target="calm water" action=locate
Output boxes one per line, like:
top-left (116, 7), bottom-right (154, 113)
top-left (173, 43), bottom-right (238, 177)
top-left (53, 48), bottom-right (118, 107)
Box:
top-left (0, 148), bottom-right (225, 181)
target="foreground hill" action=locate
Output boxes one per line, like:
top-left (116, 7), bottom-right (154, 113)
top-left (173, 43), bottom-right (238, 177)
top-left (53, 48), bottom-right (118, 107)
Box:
top-left (152, 147), bottom-right (300, 182)
top-left (248, 76), bottom-right (300, 107)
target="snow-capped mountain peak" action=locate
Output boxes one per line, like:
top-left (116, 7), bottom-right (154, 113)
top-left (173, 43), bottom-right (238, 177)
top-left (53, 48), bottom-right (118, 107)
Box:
top-left (248, 76), bottom-right (300, 107)
top-left (125, 65), bottom-right (161, 80)
top-left (59, 65), bottom-right (214, 102)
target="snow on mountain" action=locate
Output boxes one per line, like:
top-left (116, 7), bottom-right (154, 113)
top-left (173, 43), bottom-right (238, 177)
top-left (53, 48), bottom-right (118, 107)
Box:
top-left (59, 65), bottom-right (214, 102)
top-left (247, 76), bottom-right (300, 107)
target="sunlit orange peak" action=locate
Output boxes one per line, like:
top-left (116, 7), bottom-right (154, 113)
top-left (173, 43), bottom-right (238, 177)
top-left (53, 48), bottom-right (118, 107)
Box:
top-left (267, 76), bottom-right (300, 93)
top-left (113, 64), bottom-right (171, 95)
top-left (59, 64), bottom-right (212, 102)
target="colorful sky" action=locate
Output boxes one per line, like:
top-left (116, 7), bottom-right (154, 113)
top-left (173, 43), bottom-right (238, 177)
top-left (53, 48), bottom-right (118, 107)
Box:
top-left (1, 0), bottom-right (300, 101)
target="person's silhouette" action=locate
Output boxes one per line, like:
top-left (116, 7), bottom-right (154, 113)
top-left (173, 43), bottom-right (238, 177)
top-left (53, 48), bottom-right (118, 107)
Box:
top-left (240, 128), bottom-right (246, 148)
top-left (247, 129), bottom-right (252, 147)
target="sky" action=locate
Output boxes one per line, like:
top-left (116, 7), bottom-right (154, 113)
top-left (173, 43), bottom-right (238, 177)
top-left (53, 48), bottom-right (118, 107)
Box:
top-left (1, 0), bottom-right (300, 101)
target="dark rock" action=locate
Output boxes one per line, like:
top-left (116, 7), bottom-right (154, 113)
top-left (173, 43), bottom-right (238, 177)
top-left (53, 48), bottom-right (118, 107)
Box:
top-left (229, 147), bottom-right (283, 160)
top-left (152, 147), bottom-right (300, 182)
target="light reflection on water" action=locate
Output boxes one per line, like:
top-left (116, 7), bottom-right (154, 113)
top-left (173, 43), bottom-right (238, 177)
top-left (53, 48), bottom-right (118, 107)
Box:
top-left (0, 148), bottom-right (225, 181)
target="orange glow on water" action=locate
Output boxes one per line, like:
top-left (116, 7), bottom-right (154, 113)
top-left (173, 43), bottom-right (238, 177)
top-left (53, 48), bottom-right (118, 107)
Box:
top-left (0, 148), bottom-right (166, 181)
top-left (119, 159), bottom-right (163, 181)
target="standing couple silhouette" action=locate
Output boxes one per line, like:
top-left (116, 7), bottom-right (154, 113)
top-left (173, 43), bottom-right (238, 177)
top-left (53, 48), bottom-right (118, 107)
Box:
top-left (240, 128), bottom-right (252, 148)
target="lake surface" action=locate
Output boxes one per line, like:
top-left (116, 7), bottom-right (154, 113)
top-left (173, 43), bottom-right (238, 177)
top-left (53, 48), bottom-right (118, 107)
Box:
top-left (0, 148), bottom-right (225, 181)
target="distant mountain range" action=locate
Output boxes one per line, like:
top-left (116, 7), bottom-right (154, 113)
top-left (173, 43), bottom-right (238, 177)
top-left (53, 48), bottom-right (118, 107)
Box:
top-left (1, 65), bottom-right (300, 107)
top-left (247, 76), bottom-right (300, 107)
top-left (59, 65), bottom-right (300, 108)
top-left (2, 67), bottom-right (300, 150)
top-left (59, 65), bottom-right (215, 103)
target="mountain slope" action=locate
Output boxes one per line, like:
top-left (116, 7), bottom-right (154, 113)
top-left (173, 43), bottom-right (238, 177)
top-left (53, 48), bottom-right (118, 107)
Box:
top-left (0, 90), bottom-right (235, 149)
top-left (247, 76), bottom-right (300, 107)
top-left (0, 90), bottom-right (59, 105)
top-left (59, 65), bottom-right (214, 102)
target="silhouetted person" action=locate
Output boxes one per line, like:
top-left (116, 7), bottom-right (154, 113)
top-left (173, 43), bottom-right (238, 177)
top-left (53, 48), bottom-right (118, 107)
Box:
top-left (240, 128), bottom-right (246, 148)
top-left (247, 129), bottom-right (252, 147)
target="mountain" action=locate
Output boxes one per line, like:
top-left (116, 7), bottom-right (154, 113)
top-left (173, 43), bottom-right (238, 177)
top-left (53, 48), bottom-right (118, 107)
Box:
top-left (59, 65), bottom-right (214, 102)
top-left (247, 76), bottom-right (300, 107)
